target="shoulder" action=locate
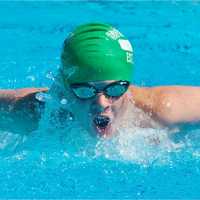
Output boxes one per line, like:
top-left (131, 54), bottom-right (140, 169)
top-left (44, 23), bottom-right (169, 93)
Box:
top-left (128, 85), bottom-right (158, 112)
top-left (128, 85), bottom-right (185, 125)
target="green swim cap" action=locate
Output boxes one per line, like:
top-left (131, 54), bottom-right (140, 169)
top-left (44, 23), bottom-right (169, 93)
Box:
top-left (61, 23), bottom-right (133, 84)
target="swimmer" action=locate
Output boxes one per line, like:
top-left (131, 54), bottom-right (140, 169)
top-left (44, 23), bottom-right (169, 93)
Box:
top-left (1, 22), bottom-right (200, 136)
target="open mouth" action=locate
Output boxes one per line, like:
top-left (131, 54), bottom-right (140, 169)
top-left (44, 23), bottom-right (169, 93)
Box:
top-left (93, 115), bottom-right (111, 135)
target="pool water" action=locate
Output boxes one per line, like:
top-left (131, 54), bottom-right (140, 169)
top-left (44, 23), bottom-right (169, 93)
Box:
top-left (0, 1), bottom-right (200, 198)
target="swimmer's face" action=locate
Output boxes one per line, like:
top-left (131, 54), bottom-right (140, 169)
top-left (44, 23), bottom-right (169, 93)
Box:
top-left (68, 80), bottom-right (130, 137)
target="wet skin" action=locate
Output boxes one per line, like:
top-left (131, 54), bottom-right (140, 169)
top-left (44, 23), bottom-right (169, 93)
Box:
top-left (0, 88), bottom-right (48, 133)
top-left (0, 82), bottom-right (129, 136)
top-left (68, 80), bottom-right (130, 137)
top-left (1, 83), bottom-right (200, 135)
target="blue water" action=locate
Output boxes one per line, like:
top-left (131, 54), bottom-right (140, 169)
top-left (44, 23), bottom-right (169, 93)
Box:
top-left (0, 1), bottom-right (200, 198)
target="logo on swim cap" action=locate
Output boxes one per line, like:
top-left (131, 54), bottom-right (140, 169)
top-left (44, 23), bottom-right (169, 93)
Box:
top-left (106, 28), bottom-right (123, 40)
top-left (118, 39), bottom-right (133, 52)
top-left (61, 23), bottom-right (134, 84)
top-left (126, 52), bottom-right (133, 63)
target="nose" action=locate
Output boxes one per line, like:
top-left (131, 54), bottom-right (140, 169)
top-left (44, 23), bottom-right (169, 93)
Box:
top-left (96, 93), bottom-right (110, 106)
top-left (91, 93), bottom-right (110, 113)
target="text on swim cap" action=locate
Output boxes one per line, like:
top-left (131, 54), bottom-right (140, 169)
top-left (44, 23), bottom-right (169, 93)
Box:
top-left (106, 28), bottom-right (123, 40)
top-left (118, 39), bottom-right (133, 52)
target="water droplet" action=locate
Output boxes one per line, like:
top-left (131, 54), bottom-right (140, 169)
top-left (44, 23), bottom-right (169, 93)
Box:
top-left (26, 75), bottom-right (36, 82)
top-left (69, 116), bottom-right (73, 121)
top-left (35, 92), bottom-right (51, 102)
top-left (60, 98), bottom-right (67, 105)
top-left (46, 71), bottom-right (55, 81)
top-left (63, 151), bottom-right (69, 158)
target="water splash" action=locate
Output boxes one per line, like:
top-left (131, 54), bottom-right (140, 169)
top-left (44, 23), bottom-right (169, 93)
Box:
top-left (0, 79), bottom-right (199, 167)
top-left (94, 126), bottom-right (184, 166)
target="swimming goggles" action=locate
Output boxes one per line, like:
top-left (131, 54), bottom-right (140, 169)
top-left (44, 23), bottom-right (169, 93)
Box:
top-left (70, 80), bottom-right (130, 100)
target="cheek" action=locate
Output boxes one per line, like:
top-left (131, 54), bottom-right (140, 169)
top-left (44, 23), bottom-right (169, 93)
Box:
top-left (64, 91), bottom-right (92, 127)
top-left (72, 101), bottom-right (91, 121)
top-left (74, 102), bottom-right (94, 132)
top-left (111, 98), bottom-right (125, 116)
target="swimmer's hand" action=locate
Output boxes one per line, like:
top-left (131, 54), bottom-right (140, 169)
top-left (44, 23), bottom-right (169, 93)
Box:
top-left (13, 88), bottom-right (49, 110)
top-left (0, 87), bottom-right (49, 133)
top-left (14, 88), bottom-right (49, 102)
top-left (0, 87), bottom-right (48, 111)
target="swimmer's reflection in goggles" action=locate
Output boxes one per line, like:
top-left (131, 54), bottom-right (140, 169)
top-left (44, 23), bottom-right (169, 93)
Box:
top-left (70, 80), bottom-right (130, 100)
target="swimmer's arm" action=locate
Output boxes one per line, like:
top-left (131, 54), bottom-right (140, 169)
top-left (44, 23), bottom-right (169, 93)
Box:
top-left (0, 88), bottom-right (48, 111)
top-left (130, 85), bottom-right (200, 125)
top-left (150, 86), bottom-right (200, 125)
top-left (0, 88), bottom-right (48, 133)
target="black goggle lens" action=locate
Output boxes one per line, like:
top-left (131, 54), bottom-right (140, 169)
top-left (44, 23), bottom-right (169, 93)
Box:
top-left (105, 82), bottom-right (129, 97)
top-left (71, 85), bottom-right (96, 99)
